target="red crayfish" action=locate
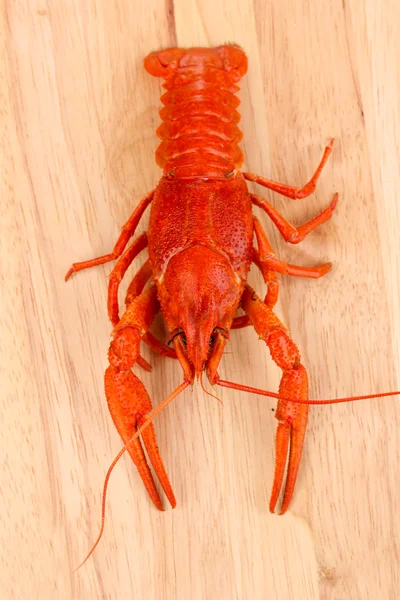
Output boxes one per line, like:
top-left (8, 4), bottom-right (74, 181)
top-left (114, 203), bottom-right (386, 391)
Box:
top-left (66, 45), bottom-right (399, 564)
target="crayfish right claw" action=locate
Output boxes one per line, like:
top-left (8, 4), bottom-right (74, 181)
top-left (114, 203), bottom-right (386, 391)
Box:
top-left (105, 364), bottom-right (176, 510)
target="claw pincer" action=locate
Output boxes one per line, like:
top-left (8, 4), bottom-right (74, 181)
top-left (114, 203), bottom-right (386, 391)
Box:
top-left (104, 289), bottom-right (176, 510)
top-left (271, 370), bottom-right (308, 514)
top-left (241, 286), bottom-right (309, 513)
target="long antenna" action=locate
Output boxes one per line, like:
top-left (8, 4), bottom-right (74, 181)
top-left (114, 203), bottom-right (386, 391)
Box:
top-left (75, 380), bottom-right (189, 571)
top-left (216, 379), bottom-right (400, 405)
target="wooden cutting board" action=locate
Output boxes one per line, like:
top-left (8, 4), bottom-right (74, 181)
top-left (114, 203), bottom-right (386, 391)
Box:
top-left (2, 1), bottom-right (399, 598)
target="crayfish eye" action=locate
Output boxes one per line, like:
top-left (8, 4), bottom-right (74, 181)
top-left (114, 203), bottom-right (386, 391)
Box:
top-left (168, 328), bottom-right (187, 346)
top-left (210, 327), bottom-right (229, 345)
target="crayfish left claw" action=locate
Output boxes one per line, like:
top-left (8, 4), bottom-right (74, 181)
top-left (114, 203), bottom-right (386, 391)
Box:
top-left (241, 285), bottom-right (310, 514)
top-left (269, 368), bottom-right (309, 514)
top-left (269, 403), bottom-right (308, 515)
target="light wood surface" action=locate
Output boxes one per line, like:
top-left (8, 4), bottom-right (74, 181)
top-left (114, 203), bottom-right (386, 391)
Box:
top-left (2, 1), bottom-right (400, 598)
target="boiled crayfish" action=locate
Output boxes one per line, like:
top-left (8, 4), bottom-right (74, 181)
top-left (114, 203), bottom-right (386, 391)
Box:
top-left (66, 46), bottom-right (398, 564)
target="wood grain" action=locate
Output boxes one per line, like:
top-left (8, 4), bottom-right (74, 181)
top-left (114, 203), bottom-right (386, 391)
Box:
top-left (2, 1), bottom-right (400, 598)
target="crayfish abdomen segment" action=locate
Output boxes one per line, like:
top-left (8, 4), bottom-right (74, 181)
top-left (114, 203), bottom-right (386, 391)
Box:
top-left (145, 45), bottom-right (247, 178)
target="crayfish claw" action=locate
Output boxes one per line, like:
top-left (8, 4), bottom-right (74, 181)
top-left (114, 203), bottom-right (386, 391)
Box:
top-left (269, 401), bottom-right (309, 514)
top-left (269, 422), bottom-right (290, 513)
top-left (105, 364), bottom-right (175, 510)
top-left (269, 368), bottom-right (309, 515)
top-left (137, 415), bottom-right (176, 508)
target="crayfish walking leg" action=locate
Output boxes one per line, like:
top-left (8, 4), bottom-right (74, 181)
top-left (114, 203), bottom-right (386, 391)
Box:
top-left (105, 283), bottom-right (176, 510)
top-left (243, 139), bottom-right (334, 200)
top-left (65, 190), bottom-right (153, 281)
top-left (241, 284), bottom-right (308, 515)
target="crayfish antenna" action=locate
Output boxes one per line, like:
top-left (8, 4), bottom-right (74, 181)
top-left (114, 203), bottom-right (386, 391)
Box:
top-left (74, 445), bottom-right (127, 572)
top-left (74, 380), bottom-right (189, 571)
top-left (200, 372), bottom-right (223, 405)
top-left (216, 378), bottom-right (400, 514)
top-left (215, 379), bottom-right (400, 405)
